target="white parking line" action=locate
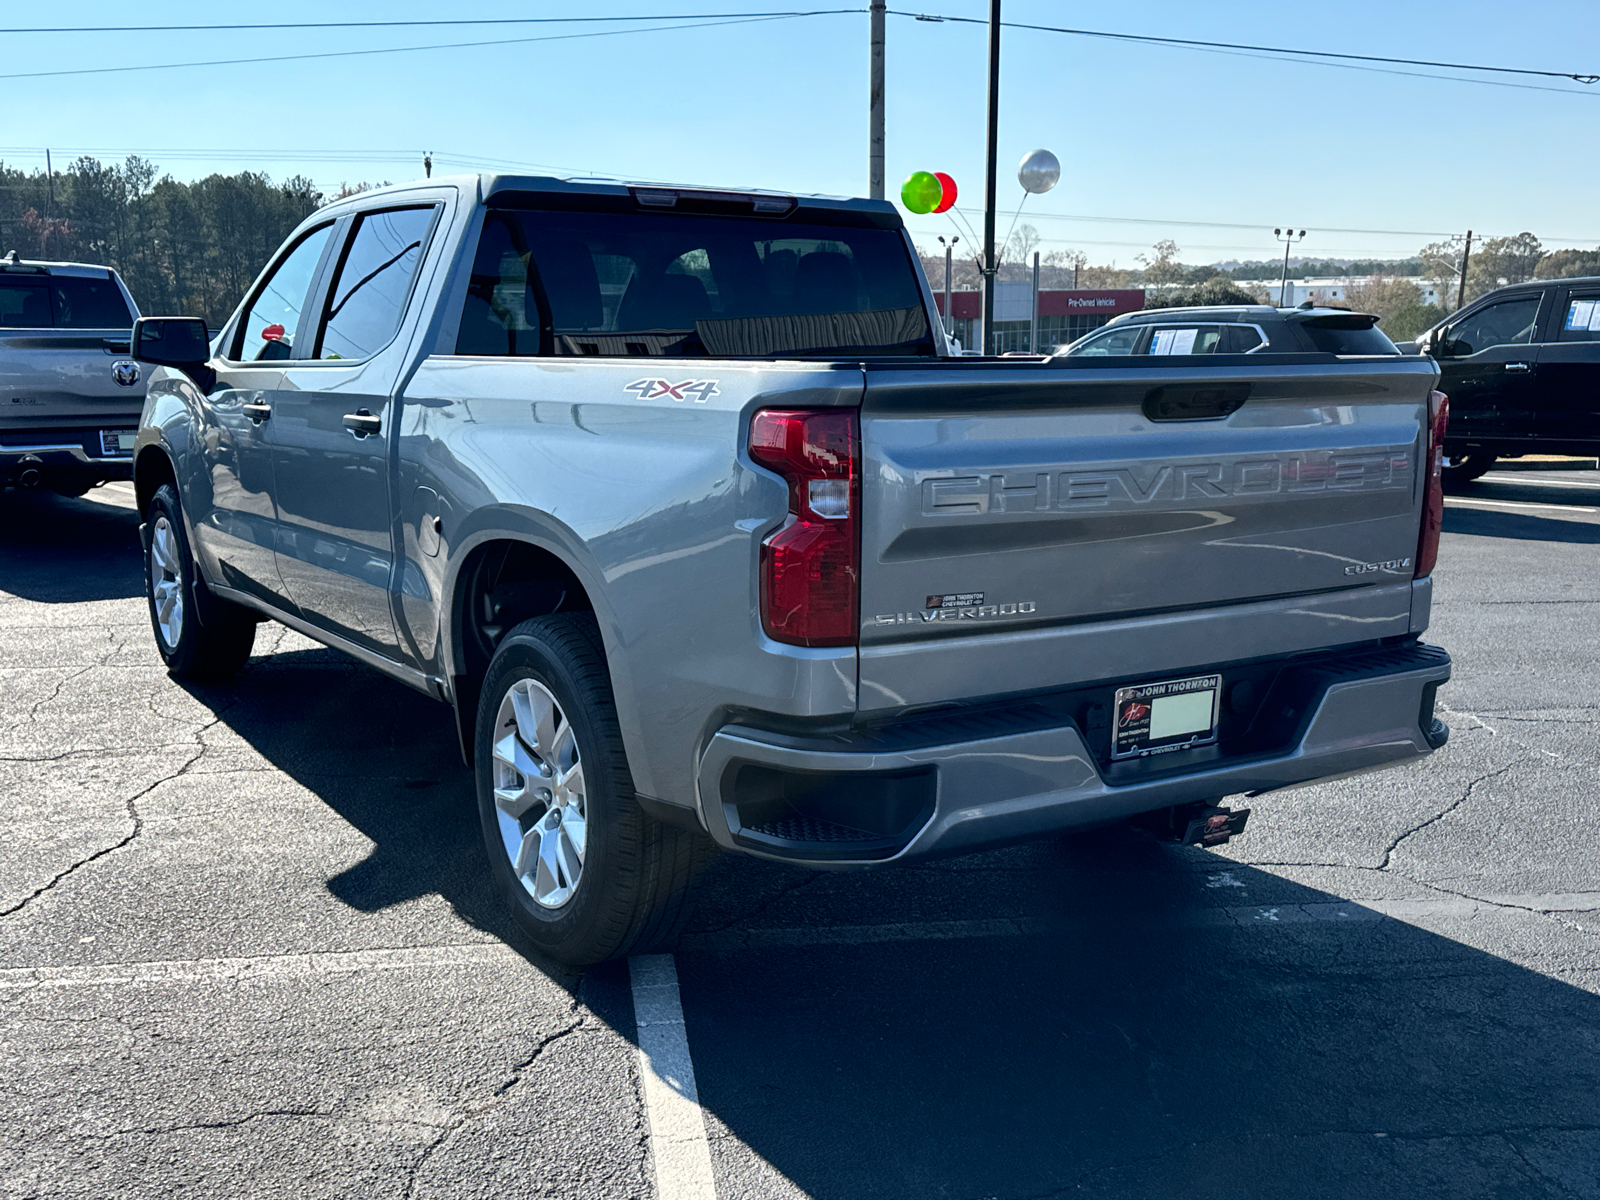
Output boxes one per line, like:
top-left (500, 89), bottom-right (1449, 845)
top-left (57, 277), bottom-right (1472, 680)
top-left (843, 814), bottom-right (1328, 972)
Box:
top-left (1446, 497), bottom-right (1598, 514)
top-left (630, 955), bottom-right (718, 1200)
top-left (1479, 473), bottom-right (1600, 489)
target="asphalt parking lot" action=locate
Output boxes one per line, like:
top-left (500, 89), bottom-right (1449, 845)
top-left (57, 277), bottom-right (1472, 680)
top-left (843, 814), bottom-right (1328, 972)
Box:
top-left (2, 468), bottom-right (1597, 1200)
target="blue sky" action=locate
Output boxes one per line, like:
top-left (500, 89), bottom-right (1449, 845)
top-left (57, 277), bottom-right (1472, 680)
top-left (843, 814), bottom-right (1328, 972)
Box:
top-left (12, 1), bottom-right (1600, 267)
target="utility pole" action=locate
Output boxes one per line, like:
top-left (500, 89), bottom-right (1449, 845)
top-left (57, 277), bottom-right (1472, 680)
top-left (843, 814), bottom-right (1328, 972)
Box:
top-left (45, 149), bottom-right (54, 220)
top-left (1029, 250), bottom-right (1040, 353)
top-left (1456, 230), bottom-right (1473, 310)
top-left (1274, 227), bottom-right (1306, 306)
top-left (423, 151), bottom-right (433, 179)
top-left (869, 0), bottom-right (885, 200)
top-left (980, 0), bottom-right (1001, 355)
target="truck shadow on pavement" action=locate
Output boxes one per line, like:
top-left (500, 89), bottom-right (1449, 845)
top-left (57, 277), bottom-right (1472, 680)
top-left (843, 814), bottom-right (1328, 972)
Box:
top-left (1444, 505), bottom-right (1600, 544)
top-left (178, 644), bottom-right (1599, 1199)
top-left (0, 488), bottom-right (146, 603)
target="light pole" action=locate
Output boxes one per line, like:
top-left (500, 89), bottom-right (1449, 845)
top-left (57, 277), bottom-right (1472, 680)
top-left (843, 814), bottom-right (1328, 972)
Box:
top-left (1274, 227), bottom-right (1306, 306)
top-left (980, 0), bottom-right (1001, 355)
top-left (869, 0), bottom-right (885, 200)
top-left (937, 234), bottom-right (959, 347)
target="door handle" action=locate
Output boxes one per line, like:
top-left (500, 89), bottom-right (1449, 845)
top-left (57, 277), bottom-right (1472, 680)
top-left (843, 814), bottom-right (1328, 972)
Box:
top-left (343, 409), bottom-right (382, 437)
top-left (1506, 361), bottom-right (1532, 373)
top-left (241, 401), bottom-right (272, 423)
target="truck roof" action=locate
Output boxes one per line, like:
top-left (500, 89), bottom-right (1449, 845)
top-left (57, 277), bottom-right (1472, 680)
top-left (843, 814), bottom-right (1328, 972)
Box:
top-left (315, 173), bottom-right (902, 226)
top-left (0, 254), bottom-right (121, 278)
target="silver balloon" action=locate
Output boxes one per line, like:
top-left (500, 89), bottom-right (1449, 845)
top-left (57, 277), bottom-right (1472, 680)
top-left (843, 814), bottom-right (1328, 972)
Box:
top-left (1017, 149), bottom-right (1060, 195)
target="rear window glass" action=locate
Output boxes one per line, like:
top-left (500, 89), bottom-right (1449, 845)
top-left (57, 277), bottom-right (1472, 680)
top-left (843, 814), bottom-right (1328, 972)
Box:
top-left (0, 274), bottom-right (134, 328)
top-left (1300, 318), bottom-right (1398, 355)
top-left (455, 208), bottom-right (933, 358)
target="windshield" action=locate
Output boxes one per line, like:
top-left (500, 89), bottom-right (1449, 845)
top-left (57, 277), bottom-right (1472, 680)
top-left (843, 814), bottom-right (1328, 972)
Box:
top-left (455, 206), bottom-right (934, 358)
top-left (0, 273), bottom-right (134, 328)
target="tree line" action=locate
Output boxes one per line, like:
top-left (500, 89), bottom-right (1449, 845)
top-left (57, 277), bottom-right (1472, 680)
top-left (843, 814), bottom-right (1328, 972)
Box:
top-left (0, 155), bottom-right (376, 328)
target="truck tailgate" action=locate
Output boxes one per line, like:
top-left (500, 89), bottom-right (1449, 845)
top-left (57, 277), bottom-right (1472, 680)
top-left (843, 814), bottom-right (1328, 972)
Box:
top-left (857, 358), bottom-right (1439, 711)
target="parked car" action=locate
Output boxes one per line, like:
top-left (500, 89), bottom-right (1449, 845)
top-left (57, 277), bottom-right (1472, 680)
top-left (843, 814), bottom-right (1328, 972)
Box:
top-left (1408, 277), bottom-right (1600, 484)
top-left (1059, 303), bottom-right (1401, 358)
top-left (131, 175), bottom-right (1452, 964)
top-left (0, 252), bottom-right (144, 494)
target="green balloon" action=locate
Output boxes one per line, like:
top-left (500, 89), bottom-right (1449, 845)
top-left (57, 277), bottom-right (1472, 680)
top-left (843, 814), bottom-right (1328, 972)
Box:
top-left (900, 171), bottom-right (942, 214)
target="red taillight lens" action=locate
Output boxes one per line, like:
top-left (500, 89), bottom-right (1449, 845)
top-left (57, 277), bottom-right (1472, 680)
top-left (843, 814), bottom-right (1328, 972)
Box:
top-left (749, 408), bottom-right (859, 647)
top-left (1415, 389), bottom-right (1449, 579)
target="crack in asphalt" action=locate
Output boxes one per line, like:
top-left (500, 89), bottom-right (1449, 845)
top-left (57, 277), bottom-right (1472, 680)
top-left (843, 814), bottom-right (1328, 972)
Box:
top-left (109, 1108), bottom-right (332, 1137)
top-left (0, 705), bottom-right (233, 921)
top-left (403, 1001), bottom-right (589, 1199)
top-left (1376, 760), bottom-right (1523, 871)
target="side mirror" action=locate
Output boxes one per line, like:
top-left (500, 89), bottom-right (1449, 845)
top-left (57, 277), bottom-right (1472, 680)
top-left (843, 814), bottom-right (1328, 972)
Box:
top-left (132, 316), bottom-right (214, 389)
top-left (132, 316), bottom-right (209, 367)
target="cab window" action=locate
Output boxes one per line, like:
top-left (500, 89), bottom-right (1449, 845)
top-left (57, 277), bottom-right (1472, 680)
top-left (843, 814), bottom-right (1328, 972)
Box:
top-left (234, 224), bottom-right (334, 362)
top-left (1559, 294), bottom-right (1600, 343)
top-left (315, 207), bottom-right (436, 361)
top-left (1442, 297), bottom-right (1541, 356)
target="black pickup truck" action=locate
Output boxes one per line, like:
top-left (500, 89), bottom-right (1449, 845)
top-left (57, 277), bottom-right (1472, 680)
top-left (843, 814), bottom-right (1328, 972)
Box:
top-left (1413, 277), bottom-right (1600, 483)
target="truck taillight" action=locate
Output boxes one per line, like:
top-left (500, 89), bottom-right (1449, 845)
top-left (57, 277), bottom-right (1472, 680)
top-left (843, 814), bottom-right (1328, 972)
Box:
top-left (749, 408), bottom-right (860, 647)
top-left (1415, 389), bottom-right (1449, 579)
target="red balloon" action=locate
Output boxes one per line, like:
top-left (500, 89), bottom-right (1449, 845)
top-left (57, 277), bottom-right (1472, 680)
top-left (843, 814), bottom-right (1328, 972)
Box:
top-left (932, 172), bottom-right (958, 214)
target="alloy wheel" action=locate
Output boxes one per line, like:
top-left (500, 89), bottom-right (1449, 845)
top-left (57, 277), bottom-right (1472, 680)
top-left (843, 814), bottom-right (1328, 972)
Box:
top-left (149, 516), bottom-right (185, 649)
top-left (491, 678), bottom-right (588, 909)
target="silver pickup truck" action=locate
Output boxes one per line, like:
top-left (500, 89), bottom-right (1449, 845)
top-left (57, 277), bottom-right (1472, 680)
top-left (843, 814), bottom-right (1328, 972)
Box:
top-left (1, 254), bottom-right (144, 494)
top-left (130, 175), bottom-right (1452, 964)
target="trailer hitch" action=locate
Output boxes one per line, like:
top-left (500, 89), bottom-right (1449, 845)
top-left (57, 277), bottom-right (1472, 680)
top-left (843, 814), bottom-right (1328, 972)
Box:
top-left (1137, 803), bottom-right (1252, 848)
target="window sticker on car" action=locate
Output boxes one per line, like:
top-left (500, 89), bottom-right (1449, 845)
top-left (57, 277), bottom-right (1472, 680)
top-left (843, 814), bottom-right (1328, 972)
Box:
top-left (1150, 328), bottom-right (1198, 355)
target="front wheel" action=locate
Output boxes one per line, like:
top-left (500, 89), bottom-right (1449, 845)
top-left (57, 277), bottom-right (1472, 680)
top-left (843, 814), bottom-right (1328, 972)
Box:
top-left (474, 613), bottom-right (711, 965)
top-left (143, 484), bottom-right (257, 681)
top-left (1441, 451), bottom-right (1495, 488)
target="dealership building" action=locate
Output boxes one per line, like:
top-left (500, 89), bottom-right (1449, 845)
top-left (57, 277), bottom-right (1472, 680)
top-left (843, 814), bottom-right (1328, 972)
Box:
top-left (934, 283), bottom-right (1146, 353)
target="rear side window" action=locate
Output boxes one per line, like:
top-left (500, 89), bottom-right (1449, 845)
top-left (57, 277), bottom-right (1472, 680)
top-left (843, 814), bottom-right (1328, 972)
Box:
top-left (316, 207), bottom-right (436, 360)
top-left (1299, 317), bottom-right (1399, 355)
top-left (454, 207), bottom-right (933, 358)
top-left (0, 274), bottom-right (134, 328)
top-left (1560, 295), bottom-right (1600, 342)
top-left (1148, 325), bottom-right (1224, 355)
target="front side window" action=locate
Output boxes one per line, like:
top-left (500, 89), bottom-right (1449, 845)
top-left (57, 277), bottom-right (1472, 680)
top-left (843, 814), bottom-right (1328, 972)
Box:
top-left (1559, 295), bottom-right (1600, 342)
top-left (316, 207), bottom-right (435, 360)
top-left (1067, 324), bottom-right (1143, 356)
top-left (453, 206), bottom-right (933, 358)
top-left (235, 224), bottom-right (333, 362)
top-left (1444, 297), bottom-right (1540, 357)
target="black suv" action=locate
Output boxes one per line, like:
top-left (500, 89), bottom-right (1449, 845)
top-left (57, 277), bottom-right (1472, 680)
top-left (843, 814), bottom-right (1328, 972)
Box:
top-left (1060, 304), bottom-right (1400, 358)
top-left (1410, 278), bottom-right (1600, 483)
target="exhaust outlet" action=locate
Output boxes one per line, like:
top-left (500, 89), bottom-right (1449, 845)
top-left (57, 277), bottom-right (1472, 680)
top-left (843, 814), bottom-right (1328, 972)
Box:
top-left (17, 467), bottom-right (41, 489)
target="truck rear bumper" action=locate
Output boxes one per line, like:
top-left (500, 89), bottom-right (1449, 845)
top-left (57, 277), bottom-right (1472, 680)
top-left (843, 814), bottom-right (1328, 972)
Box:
top-left (1, 439), bottom-right (134, 487)
top-left (698, 641), bottom-right (1451, 867)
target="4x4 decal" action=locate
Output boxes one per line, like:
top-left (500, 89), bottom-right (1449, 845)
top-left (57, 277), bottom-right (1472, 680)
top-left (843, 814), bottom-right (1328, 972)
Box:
top-left (623, 378), bottom-right (720, 404)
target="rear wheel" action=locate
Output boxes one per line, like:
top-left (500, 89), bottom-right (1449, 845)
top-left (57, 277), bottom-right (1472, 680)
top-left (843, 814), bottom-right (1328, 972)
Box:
top-left (475, 613), bottom-right (711, 965)
top-left (143, 484), bottom-right (257, 680)
top-left (1441, 451), bottom-right (1495, 487)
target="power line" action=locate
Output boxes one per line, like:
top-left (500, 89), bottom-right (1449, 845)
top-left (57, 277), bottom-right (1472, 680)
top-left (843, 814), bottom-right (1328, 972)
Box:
top-left (895, 11), bottom-right (1600, 90)
top-left (0, 10), bottom-right (861, 34)
top-left (942, 205), bottom-right (1455, 239)
top-left (0, 11), bottom-right (844, 83)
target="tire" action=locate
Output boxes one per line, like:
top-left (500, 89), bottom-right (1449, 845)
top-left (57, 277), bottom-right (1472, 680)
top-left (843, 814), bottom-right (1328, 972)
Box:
top-left (1441, 452), bottom-right (1495, 488)
top-left (143, 484), bottom-right (257, 681)
top-left (474, 613), bottom-right (712, 965)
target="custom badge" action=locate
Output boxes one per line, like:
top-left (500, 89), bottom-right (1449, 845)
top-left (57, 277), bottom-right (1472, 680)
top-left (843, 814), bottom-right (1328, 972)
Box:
top-left (623, 379), bottom-right (720, 403)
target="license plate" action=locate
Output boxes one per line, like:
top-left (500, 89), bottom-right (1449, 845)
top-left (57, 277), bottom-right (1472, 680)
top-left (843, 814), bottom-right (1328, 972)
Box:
top-left (99, 430), bottom-right (136, 456)
top-left (1112, 673), bottom-right (1222, 760)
